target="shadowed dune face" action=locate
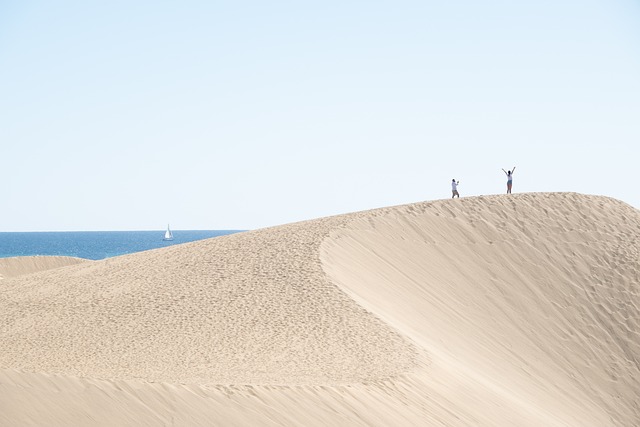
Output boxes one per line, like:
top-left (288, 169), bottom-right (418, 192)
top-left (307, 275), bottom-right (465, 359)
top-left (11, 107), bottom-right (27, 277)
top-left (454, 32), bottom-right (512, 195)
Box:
top-left (0, 217), bottom-right (416, 385)
top-left (321, 192), bottom-right (640, 425)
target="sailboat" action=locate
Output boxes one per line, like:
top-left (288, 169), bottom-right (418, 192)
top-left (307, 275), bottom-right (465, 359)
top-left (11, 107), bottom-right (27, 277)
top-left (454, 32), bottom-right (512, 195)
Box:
top-left (163, 224), bottom-right (174, 241)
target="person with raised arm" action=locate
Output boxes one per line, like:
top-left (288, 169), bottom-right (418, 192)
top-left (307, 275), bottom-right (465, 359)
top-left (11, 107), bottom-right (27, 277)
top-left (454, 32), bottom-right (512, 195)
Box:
top-left (451, 179), bottom-right (460, 198)
top-left (502, 167), bottom-right (516, 194)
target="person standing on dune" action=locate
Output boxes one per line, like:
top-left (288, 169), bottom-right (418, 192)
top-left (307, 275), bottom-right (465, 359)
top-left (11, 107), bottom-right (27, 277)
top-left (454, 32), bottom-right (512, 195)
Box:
top-left (451, 179), bottom-right (460, 198)
top-left (502, 167), bottom-right (516, 194)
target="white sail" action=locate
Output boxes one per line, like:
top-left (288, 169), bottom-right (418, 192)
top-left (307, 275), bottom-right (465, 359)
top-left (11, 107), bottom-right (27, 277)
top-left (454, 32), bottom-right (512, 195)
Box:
top-left (163, 224), bottom-right (174, 241)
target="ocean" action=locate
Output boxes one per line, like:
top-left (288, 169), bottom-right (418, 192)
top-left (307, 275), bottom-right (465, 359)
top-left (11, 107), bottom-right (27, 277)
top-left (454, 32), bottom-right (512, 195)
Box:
top-left (0, 230), bottom-right (243, 261)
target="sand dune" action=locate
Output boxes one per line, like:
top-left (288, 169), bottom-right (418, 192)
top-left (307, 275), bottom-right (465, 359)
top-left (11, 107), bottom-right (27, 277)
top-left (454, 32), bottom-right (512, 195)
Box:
top-left (0, 256), bottom-right (88, 280)
top-left (1, 193), bottom-right (639, 426)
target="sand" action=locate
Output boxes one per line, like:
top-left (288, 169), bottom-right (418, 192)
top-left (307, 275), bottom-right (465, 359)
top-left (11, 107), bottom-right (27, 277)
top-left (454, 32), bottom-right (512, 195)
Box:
top-left (1, 192), bottom-right (638, 426)
top-left (0, 256), bottom-right (88, 280)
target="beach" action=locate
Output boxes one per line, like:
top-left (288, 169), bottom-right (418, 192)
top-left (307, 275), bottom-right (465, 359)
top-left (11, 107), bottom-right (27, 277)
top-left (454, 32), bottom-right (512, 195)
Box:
top-left (1, 192), bottom-right (638, 426)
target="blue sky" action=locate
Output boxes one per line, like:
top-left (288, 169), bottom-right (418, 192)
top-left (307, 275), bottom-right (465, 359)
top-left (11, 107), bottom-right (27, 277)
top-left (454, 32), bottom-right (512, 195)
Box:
top-left (1, 1), bottom-right (639, 231)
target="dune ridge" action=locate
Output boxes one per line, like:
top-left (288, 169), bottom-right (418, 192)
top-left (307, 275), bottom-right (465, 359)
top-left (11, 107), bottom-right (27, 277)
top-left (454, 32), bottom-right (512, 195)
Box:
top-left (1, 192), bottom-right (639, 426)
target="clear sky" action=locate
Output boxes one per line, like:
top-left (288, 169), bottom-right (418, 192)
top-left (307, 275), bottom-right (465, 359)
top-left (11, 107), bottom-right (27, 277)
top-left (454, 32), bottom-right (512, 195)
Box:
top-left (1, 1), bottom-right (639, 231)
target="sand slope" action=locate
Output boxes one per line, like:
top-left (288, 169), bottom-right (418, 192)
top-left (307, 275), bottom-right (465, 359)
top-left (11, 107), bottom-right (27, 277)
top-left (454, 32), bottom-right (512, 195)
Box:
top-left (0, 256), bottom-right (87, 280)
top-left (321, 192), bottom-right (640, 426)
top-left (0, 218), bottom-right (415, 386)
top-left (1, 193), bottom-right (639, 426)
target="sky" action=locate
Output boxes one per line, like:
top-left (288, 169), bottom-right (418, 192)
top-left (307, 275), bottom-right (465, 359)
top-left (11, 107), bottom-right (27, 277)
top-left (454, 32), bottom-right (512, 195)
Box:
top-left (1, 1), bottom-right (639, 231)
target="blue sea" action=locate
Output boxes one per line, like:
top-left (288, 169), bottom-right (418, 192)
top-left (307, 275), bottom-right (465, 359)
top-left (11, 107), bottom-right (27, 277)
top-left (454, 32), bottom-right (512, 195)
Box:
top-left (0, 230), bottom-right (243, 261)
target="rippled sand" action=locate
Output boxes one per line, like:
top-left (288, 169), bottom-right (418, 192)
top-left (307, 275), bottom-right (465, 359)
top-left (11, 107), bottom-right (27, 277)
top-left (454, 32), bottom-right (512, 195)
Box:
top-left (1, 193), bottom-right (638, 426)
